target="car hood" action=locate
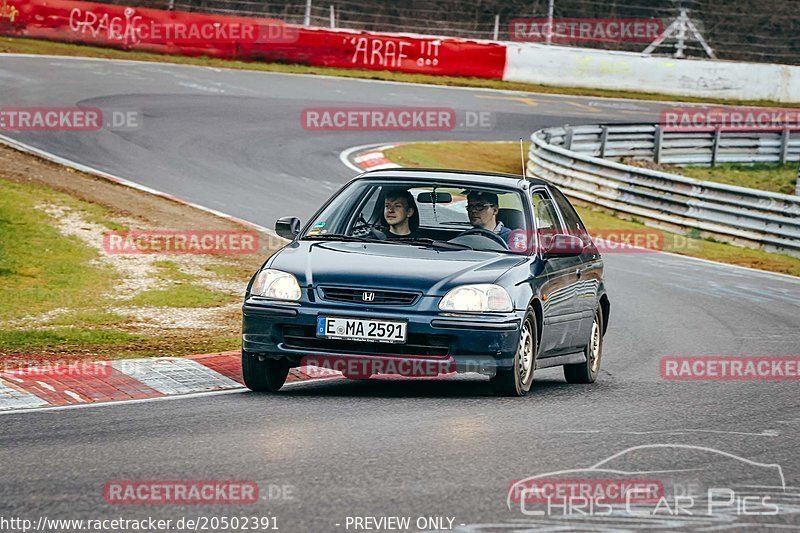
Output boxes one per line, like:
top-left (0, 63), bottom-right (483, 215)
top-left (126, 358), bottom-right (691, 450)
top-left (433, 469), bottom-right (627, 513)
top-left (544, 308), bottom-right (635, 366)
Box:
top-left (268, 240), bottom-right (526, 296)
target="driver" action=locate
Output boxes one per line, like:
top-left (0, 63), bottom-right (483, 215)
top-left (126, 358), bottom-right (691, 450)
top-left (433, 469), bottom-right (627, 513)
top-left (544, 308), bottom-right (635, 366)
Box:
top-left (382, 188), bottom-right (420, 240)
top-left (466, 191), bottom-right (511, 243)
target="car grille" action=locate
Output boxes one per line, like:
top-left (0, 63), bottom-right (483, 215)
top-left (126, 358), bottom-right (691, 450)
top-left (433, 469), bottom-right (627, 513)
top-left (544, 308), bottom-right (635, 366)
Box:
top-left (282, 325), bottom-right (450, 356)
top-left (320, 286), bottom-right (419, 306)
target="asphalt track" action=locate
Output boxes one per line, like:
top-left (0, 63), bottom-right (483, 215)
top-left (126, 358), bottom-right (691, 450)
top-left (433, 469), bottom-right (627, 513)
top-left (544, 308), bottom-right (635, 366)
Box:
top-left (1, 55), bottom-right (799, 531)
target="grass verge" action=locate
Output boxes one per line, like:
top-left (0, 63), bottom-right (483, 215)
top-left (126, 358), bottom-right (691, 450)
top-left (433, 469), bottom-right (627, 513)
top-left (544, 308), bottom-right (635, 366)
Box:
top-left (664, 163), bottom-right (798, 196)
top-left (0, 145), bottom-right (278, 358)
top-left (383, 141), bottom-right (800, 277)
top-left (128, 284), bottom-right (232, 308)
top-left (0, 179), bottom-right (118, 323)
top-left (1, 36), bottom-right (796, 108)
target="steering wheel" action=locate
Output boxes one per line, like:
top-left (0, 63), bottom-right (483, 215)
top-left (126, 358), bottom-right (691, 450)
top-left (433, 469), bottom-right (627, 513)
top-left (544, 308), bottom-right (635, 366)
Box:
top-left (351, 215), bottom-right (388, 239)
top-left (452, 227), bottom-right (509, 249)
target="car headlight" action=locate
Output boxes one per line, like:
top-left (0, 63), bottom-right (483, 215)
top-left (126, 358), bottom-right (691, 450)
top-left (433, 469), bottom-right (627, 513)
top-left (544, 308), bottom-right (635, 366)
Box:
top-left (439, 284), bottom-right (513, 312)
top-left (250, 269), bottom-right (301, 300)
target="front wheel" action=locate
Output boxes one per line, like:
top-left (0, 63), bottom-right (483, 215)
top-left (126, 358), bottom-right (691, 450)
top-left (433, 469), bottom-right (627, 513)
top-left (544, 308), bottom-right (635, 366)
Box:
top-left (242, 350), bottom-right (290, 392)
top-left (490, 310), bottom-right (537, 397)
top-left (564, 306), bottom-right (604, 384)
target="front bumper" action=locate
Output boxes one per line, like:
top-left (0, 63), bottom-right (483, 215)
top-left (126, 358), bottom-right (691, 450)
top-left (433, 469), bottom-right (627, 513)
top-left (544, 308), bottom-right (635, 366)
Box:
top-left (242, 296), bottom-right (524, 373)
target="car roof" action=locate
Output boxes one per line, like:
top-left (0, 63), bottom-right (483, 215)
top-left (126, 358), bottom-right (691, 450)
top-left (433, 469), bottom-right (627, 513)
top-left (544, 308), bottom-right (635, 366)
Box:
top-left (357, 168), bottom-right (550, 189)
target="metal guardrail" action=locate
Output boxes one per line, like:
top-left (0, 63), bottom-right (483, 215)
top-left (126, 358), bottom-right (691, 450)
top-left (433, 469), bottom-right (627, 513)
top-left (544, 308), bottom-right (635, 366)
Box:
top-left (550, 124), bottom-right (800, 166)
top-left (527, 124), bottom-right (800, 257)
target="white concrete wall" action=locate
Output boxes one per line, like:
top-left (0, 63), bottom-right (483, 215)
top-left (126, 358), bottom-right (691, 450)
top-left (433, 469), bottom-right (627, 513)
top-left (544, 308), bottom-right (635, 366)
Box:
top-left (504, 43), bottom-right (800, 103)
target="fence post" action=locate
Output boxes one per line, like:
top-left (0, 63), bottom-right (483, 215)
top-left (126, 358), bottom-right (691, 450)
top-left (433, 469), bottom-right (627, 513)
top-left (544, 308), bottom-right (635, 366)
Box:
top-left (303, 0), bottom-right (312, 26)
top-left (329, 4), bottom-right (335, 28)
top-left (545, 0), bottom-right (554, 45)
top-left (653, 124), bottom-right (663, 164)
top-left (796, 160), bottom-right (800, 196)
top-left (711, 125), bottom-right (722, 167)
top-left (780, 127), bottom-right (790, 164)
top-left (565, 126), bottom-right (574, 150)
top-left (599, 125), bottom-right (609, 158)
top-left (493, 15), bottom-right (499, 40)
top-left (167, 0), bottom-right (174, 10)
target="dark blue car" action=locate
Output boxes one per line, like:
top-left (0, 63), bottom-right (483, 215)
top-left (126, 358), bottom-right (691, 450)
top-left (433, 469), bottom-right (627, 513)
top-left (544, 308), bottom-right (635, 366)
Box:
top-left (242, 168), bottom-right (609, 396)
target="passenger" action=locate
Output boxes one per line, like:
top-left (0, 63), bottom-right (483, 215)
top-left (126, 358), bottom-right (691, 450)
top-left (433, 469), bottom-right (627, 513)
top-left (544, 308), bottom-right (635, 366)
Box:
top-left (466, 191), bottom-right (511, 243)
top-left (382, 188), bottom-right (420, 240)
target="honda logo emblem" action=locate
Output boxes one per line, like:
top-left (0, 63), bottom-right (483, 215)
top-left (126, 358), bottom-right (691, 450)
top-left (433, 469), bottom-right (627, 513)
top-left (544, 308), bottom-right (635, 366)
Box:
top-left (362, 291), bottom-right (375, 302)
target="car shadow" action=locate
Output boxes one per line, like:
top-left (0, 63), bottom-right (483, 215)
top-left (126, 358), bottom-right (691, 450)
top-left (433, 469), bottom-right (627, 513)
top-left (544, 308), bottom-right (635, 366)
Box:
top-left (275, 374), bottom-right (579, 399)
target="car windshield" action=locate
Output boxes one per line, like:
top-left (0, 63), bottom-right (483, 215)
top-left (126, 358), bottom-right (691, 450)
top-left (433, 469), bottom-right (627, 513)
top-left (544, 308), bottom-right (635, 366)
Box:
top-left (302, 179), bottom-right (531, 254)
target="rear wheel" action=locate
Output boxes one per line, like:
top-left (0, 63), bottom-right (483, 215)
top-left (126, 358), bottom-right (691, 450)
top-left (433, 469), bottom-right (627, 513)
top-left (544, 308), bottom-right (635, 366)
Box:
top-left (242, 350), bottom-right (290, 392)
top-left (490, 310), bottom-right (537, 397)
top-left (564, 306), bottom-right (603, 384)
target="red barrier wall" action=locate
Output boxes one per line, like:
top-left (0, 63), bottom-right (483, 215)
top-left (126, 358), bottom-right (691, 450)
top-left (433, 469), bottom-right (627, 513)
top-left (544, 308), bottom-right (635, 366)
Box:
top-left (0, 0), bottom-right (506, 79)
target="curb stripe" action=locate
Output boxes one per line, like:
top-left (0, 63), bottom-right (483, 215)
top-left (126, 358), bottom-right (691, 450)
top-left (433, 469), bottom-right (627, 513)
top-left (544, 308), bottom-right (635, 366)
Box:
top-left (353, 150), bottom-right (401, 170)
top-left (1, 365), bottom-right (163, 407)
top-left (113, 358), bottom-right (241, 396)
top-left (0, 378), bottom-right (49, 410)
top-left (187, 351), bottom-right (244, 384)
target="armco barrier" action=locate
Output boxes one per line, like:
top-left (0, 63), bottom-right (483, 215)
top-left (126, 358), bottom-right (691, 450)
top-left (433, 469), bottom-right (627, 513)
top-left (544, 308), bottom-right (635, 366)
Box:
top-left (0, 0), bottom-right (506, 79)
top-left (528, 124), bottom-right (800, 257)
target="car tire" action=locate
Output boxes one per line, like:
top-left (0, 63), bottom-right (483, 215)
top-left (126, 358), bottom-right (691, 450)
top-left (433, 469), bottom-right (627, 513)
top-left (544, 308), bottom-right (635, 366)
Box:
top-left (490, 309), bottom-right (537, 397)
top-left (564, 306), bottom-right (604, 384)
top-left (242, 350), bottom-right (290, 392)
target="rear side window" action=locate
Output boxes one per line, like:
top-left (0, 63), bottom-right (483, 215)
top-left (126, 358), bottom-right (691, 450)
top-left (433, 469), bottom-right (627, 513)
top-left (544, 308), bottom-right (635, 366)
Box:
top-left (549, 187), bottom-right (591, 245)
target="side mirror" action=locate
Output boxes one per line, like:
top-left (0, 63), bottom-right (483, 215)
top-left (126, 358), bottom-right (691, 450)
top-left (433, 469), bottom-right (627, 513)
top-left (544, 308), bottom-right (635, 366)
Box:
top-left (543, 234), bottom-right (584, 258)
top-left (275, 216), bottom-right (301, 240)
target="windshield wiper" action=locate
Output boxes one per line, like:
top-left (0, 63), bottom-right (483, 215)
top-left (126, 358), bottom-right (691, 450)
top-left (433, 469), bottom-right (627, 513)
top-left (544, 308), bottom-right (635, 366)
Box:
top-left (393, 237), bottom-right (474, 250)
top-left (304, 234), bottom-right (476, 251)
top-left (303, 234), bottom-right (378, 243)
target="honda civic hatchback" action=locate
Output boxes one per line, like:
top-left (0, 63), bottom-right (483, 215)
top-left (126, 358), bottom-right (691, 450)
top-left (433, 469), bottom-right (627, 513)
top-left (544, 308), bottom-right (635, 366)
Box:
top-left (242, 168), bottom-right (609, 396)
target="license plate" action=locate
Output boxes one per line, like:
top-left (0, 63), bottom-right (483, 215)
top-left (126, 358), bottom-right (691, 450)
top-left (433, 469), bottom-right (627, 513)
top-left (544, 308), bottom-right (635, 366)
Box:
top-left (316, 316), bottom-right (407, 344)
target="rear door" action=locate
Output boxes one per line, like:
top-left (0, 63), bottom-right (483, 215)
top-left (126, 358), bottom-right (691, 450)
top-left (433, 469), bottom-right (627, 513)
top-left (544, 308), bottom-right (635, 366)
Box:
top-left (531, 188), bottom-right (584, 356)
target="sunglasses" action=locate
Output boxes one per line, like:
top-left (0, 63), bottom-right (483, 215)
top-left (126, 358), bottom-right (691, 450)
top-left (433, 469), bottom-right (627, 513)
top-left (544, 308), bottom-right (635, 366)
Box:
top-left (466, 203), bottom-right (493, 212)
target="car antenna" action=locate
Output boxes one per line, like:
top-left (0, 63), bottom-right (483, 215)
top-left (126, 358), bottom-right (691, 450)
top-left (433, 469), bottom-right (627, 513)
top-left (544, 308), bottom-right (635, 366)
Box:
top-left (519, 138), bottom-right (526, 178)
